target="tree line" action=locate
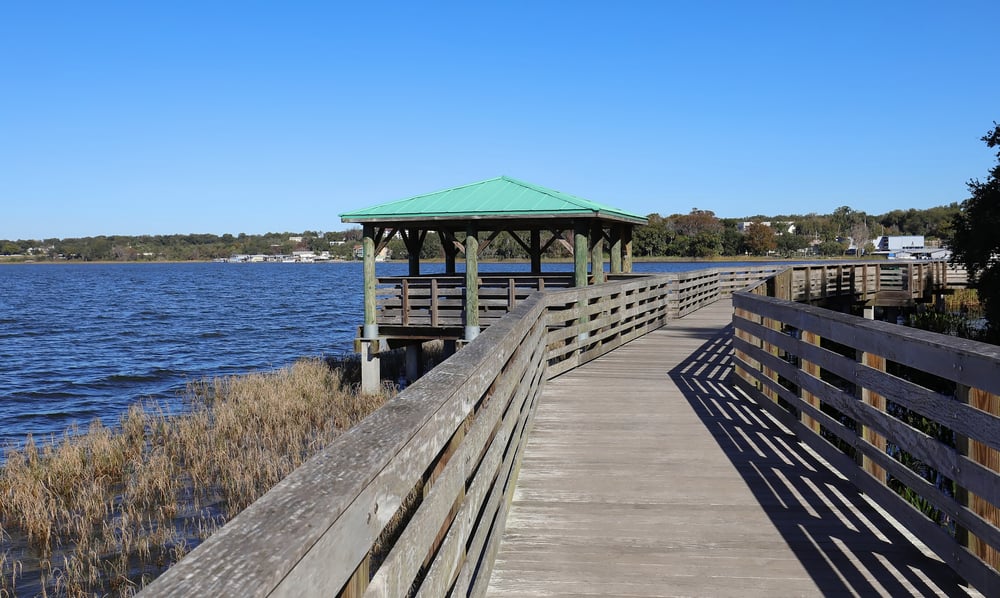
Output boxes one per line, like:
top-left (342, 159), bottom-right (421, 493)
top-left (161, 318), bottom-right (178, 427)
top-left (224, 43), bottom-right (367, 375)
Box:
top-left (0, 203), bottom-right (960, 263)
top-left (627, 203), bottom-right (958, 259)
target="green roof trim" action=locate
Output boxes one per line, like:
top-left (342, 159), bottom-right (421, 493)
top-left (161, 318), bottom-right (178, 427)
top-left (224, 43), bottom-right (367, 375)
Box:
top-left (340, 176), bottom-right (647, 226)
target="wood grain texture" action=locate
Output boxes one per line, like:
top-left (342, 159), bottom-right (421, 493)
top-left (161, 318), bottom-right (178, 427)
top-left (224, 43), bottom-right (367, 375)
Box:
top-left (488, 299), bottom-right (971, 597)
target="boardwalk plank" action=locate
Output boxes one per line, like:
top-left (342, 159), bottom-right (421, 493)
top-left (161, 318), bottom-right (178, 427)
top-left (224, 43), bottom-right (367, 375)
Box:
top-left (487, 299), bottom-right (975, 597)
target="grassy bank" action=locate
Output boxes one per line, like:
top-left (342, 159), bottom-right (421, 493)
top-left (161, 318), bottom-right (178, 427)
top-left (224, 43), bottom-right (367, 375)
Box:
top-left (0, 358), bottom-right (397, 596)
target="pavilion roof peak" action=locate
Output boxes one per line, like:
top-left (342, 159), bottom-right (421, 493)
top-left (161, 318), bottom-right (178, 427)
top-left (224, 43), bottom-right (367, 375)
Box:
top-left (340, 176), bottom-right (647, 226)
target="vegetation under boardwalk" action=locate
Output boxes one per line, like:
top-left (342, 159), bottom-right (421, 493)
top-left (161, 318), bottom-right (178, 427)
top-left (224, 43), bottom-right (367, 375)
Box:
top-left (488, 299), bottom-right (972, 597)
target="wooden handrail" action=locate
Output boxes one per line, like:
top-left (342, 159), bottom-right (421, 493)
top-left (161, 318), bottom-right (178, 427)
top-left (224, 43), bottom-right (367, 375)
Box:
top-left (147, 262), bottom-right (964, 596)
top-left (142, 265), bottom-right (780, 597)
top-left (731, 260), bottom-right (999, 594)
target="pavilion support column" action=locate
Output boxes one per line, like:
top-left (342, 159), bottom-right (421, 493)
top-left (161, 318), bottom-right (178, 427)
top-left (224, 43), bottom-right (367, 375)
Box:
top-left (623, 226), bottom-right (633, 273)
top-left (403, 228), bottom-right (424, 276)
top-left (573, 220), bottom-right (589, 288)
top-left (590, 222), bottom-right (605, 284)
top-left (361, 224), bottom-right (381, 395)
top-left (609, 226), bottom-right (622, 274)
top-left (464, 226), bottom-right (480, 341)
top-left (439, 230), bottom-right (458, 274)
top-left (530, 229), bottom-right (542, 274)
top-left (573, 220), bottom-right (590, 344)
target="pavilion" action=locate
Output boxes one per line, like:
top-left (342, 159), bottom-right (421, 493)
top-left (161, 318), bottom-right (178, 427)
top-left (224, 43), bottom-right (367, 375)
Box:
top-left (340, 176), bottom-right (648, 392)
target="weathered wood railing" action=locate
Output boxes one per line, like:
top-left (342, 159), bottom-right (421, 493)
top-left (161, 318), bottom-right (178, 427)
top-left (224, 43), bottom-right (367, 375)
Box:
top-left (142, 272), bottom-right (690, 597)
top-left (376, 266), bottom-right (788, 329)
top-left (141, 261), bottom-right (959, 596)
top-left (376, 273), bottom-right (574, 327)
top-left (731, 263), bottom-right (1000, 595)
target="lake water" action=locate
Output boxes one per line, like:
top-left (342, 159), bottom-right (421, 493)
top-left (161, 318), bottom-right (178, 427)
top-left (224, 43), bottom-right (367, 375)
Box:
top-left (0, 261), bottom-right (771, 447)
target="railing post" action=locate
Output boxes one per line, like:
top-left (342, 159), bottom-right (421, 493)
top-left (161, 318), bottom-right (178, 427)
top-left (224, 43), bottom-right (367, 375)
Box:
top-left (401, 279), bottom-right (410, 326)
top-left (430, 278), bottom-right (439, 327)
top-left (799, 330), bottom-right (822, 433)
top-left (956, 384), bottom-right (1000, 571)
top-left (857, 349), bottom-right (887, 482)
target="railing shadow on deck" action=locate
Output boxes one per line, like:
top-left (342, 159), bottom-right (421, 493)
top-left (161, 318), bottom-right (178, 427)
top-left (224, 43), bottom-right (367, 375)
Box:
top-left (668, 325), bottom-right (974, 597)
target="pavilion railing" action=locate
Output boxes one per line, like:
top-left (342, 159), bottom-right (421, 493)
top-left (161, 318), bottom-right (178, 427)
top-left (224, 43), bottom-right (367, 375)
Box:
top-left (731, 261), bottom-right (999, 595)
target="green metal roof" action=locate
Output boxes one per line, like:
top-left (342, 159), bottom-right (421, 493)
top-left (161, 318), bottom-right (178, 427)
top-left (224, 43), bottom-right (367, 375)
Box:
top-left (340, 176), bottom-right (647, 226)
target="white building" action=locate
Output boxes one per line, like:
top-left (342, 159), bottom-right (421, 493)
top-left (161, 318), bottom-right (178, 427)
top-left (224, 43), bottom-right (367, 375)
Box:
top-left (875, 235), bottom-right (925, 252)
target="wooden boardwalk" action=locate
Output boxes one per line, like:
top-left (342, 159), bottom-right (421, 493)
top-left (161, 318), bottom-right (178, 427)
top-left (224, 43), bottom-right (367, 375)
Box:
top-left (488, 299), bottom-right (975, 597)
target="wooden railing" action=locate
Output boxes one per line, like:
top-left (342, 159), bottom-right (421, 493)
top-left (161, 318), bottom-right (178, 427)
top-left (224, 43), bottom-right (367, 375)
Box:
top-left (142, 272), bottom-right (684, 597)
top-left (731, 262), bottom-right (1000, 595)
top-left (376, 273), bottom-right (574, 327)
top-left (141, 261), bottom-right (961, 597)
top-left (375, 267), bottom-right (788, 329)
top-left (373, 262), bottom-right (949, 331)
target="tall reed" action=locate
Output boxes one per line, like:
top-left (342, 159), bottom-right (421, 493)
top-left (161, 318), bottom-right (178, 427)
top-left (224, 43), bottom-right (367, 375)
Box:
top-left (0, 358), bottom-right (395, 597)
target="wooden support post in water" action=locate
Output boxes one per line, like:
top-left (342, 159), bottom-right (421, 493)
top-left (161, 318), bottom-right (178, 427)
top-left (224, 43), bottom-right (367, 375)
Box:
top-left (590, 222), bottom-right (605, 284)
top-left (464, 226), bottom-right (480, 341)
top-left (361, 224), bottom-right (381, 395)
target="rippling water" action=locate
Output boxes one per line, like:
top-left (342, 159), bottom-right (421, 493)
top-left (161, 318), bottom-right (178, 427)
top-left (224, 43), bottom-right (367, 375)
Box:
top-left (0, 260), bottom-right (768, 447)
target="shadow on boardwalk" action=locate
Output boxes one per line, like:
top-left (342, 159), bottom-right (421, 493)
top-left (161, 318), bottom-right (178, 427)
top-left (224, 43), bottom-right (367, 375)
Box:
top-left (668, 324), bottom-right (975, 597)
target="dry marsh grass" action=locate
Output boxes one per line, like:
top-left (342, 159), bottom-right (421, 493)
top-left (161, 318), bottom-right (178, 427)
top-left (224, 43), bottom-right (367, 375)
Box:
top-left (0, 358), bottom-right (395, 597)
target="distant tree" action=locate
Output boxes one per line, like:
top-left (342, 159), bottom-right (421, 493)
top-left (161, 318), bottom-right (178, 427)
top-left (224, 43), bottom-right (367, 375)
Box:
top-left (951, 122), bottom-right (1000, 342)
top-left (831, 206), bottom-right (856, 234)
top-left (850, 221), bottom-right (871, 256)
top-left (744, 222), bottom-right (777, 255)
top-left (634, 214), bottom-right (672, 256)
top-left (777, 233), bottom-right (810, 255)
top-left (817, 240), bottom-right (848, 256)
top-left (671, 210), bottom-right (723, 257)
top-left (721, 227), bottom-right (744, 256)
top-left (1, 241), bottom-right (20, 255)
top-left (420, 232), bottom-right (444, 260)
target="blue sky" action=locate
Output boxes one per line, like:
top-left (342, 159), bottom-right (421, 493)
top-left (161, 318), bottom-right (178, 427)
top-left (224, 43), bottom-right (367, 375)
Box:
top-left (2, 1), bottom-right (997, 239)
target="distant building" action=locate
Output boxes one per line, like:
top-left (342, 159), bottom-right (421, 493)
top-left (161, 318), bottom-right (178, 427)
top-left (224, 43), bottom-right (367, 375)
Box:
top-left (353, 244), bottom-right (391, 261)
top-left (875, 235), bottom-right (924, 252)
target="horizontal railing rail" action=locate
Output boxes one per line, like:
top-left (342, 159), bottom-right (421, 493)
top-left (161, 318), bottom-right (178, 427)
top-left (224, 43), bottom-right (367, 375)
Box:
top-left (731, 261), bottom-right (999, 595)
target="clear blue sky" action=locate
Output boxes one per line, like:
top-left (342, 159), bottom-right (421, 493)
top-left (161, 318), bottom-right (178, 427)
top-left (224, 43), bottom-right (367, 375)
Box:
top-left (2, 1), bottom-right (997, 240)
